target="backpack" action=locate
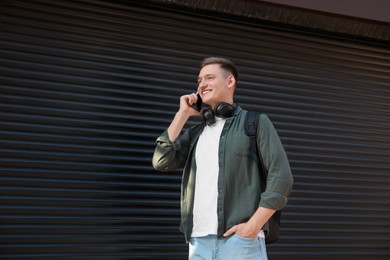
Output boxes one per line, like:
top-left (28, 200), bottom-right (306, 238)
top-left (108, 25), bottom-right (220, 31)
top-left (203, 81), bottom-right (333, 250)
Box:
top-left (244, 111), bottom-right (281, 244)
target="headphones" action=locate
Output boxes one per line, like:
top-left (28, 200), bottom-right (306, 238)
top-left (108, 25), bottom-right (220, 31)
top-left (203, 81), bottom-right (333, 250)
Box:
top-left (202, 102), bottom-right (236, 125)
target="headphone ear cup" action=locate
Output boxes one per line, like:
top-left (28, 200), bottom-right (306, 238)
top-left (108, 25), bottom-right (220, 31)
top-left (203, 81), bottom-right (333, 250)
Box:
top-left (215, 102), bottom-right (235, 118)
top-left (202, 108), bottom-right (215, 125)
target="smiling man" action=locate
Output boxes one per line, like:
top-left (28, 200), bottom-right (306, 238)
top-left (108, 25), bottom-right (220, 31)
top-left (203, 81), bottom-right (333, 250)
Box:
top-left (153, 57), bottom-right (293, 260)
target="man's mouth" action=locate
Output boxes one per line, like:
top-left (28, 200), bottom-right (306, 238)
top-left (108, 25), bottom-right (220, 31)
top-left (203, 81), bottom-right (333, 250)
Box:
top-left (202, 90), bottom-right (211, 95)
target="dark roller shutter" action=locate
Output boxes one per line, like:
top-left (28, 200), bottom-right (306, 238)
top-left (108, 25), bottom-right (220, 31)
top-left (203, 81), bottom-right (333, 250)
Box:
top-left (1, 0), bottom-right (389, 259)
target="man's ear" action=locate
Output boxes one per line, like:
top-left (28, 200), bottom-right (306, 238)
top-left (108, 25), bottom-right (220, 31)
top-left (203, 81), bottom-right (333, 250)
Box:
top-left (227, 75), bottom-right (236, 88)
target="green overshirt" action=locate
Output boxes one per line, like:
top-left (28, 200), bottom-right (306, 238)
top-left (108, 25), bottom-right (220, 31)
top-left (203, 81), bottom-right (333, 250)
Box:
top-left (152, 106), bottom-right (293, 242)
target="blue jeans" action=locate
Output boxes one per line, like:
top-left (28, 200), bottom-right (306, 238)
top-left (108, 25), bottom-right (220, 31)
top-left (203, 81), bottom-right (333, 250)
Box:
top-left (189, 234), bottom-right (268, 260)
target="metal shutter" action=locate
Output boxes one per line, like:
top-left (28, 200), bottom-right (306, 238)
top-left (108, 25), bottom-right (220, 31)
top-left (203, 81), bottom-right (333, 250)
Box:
top-left (1, 0), bottom-right (389, 259)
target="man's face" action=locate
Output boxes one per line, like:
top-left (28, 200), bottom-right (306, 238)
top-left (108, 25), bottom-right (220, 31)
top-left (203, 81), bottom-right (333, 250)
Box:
top-left (197, 64), bottom-right (234, 108)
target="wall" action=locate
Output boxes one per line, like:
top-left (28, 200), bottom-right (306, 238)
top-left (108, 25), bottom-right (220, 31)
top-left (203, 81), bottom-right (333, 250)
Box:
top-left (1, 0), bottom-right (389, 259)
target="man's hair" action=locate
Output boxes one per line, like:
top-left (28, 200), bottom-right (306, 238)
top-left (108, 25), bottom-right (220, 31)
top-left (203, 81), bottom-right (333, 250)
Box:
top-left (201, 57), bottom-right (238, 81)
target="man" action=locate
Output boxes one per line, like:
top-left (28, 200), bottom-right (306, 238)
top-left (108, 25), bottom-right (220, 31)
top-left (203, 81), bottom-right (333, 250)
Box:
top-left (153, 57), bottom-right (293, 259)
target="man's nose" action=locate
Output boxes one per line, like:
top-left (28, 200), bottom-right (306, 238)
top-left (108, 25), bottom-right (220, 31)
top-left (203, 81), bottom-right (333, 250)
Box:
top-left (199, 79), bottom-right (208, 87)
top-left (197, 82), bottom-right (206, 92)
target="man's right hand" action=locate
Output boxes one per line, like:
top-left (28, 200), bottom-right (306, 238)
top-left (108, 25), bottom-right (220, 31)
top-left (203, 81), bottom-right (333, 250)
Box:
top-left (167, 93), bottom-right (202, 142)
top-left (178, 92), bottom-right (202, 117)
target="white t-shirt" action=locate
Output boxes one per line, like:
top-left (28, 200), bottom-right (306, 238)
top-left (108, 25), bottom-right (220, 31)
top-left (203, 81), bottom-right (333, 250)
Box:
top-left (191, 117), bottom-right (226, 237)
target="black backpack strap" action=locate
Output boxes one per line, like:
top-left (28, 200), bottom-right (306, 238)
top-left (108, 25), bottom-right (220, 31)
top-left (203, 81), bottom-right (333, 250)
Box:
top-left (244, 111), bottom-right (266, 190)
top-left (245, 111), bottom-right (259, 164)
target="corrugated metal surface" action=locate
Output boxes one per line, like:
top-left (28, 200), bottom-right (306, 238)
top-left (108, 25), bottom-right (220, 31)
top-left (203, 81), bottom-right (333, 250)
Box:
top-left (0, 0), bottom-right (389, 259)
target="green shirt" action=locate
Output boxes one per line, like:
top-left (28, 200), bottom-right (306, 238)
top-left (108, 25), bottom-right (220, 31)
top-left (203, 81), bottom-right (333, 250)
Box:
top-left (152, 106), bottom-right (293, 242)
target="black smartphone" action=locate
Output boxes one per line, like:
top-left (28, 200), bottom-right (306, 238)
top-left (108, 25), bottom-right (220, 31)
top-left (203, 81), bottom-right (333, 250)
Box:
top-left (193, 92), bottom-right (203, 112)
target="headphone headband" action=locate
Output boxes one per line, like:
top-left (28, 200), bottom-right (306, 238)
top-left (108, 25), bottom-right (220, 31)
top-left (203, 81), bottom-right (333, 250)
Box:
top-left (202, 102), bottom-right (236, 125)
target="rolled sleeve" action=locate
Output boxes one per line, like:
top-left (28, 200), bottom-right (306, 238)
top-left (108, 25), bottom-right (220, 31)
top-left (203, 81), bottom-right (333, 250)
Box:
top-left (156, 130), bottom-right (182, 151)
top-left (152, 130), bottom-right (189, 172)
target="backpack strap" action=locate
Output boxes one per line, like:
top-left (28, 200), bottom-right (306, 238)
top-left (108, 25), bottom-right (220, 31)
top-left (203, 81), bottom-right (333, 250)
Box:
top-left (245, 111), bottom-right (260, 164)
top-left (244, 111), bottom-right (266, 191)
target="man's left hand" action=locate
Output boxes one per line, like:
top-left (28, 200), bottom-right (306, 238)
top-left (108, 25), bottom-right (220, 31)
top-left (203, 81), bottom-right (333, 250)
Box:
top-left (223, 222), bottom-right (259, 239)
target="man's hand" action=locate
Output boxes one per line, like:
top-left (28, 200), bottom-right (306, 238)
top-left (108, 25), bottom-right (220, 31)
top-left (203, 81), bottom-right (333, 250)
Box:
top-left (223, 222), bottom-right (259, 239)
top-left (167, 93), bottom-right (202, 142)
top-left (223, 207), bottom-right (276, 239)
top-left (178, 92), bottom-right (202, 117)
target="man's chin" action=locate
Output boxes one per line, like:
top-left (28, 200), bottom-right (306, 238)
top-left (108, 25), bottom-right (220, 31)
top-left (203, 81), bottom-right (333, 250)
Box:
top-left (201, 99), bottom-right (211, 106)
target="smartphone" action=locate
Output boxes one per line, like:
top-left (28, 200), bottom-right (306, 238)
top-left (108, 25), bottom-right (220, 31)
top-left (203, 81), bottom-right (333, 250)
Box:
top-left (193, 91), bottom-right (203, 112)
